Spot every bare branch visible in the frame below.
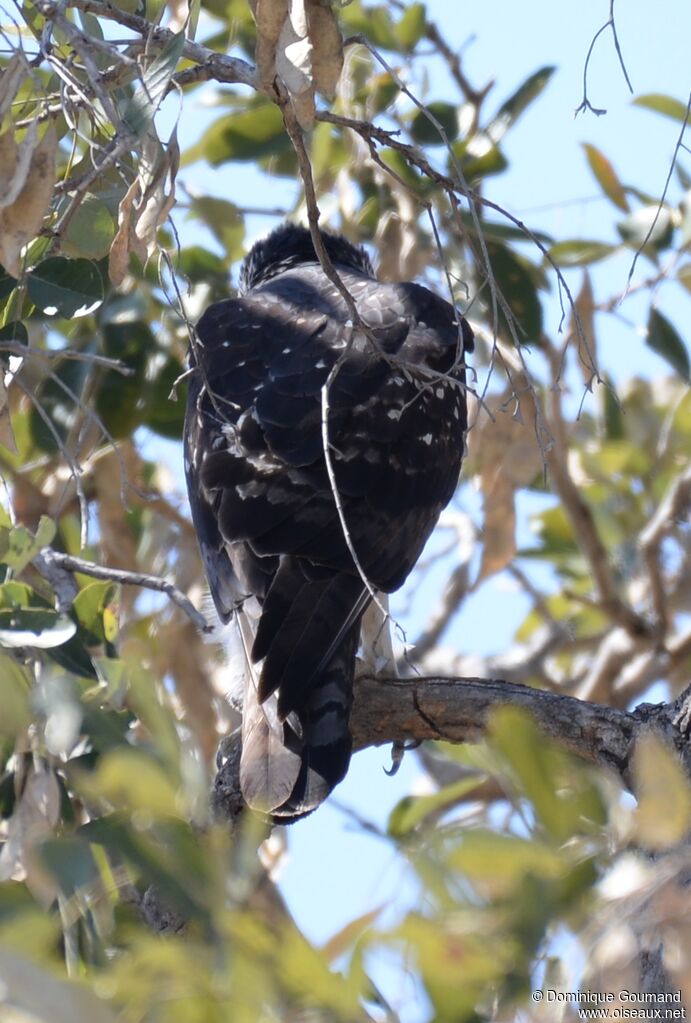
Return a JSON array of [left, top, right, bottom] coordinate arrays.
[[34, 548, 210, 633], [576, 0, 633, 117], [45, 0, 256, 89]]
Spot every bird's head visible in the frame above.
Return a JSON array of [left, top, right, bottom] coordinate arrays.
[[239, 223, 374, 293]]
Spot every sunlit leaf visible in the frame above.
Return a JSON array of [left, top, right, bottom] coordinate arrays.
[[396, 1, 426, 50], [0, 653, 31, 736], [192, 102, 290, 165], [548, 240, 617, 267], [633, 734, 691, 850], [633, 93, 691, 123], [189, 196, 245, 259], [340, 0, 398, 50], [72, 581, 119, 646], [77, 747, 181, 817], [582, 143, 629, 212], [388, 775, 488, 837], [0, 948, 118, 1023]]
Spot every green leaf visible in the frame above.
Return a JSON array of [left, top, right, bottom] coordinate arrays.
[[0, 582, 45, 609], [190, 196, 245, 259], [95, 320, 156, 438], [633, 733, 691, 850], [0, 608, 76, 648], [380, 147, 423, 189], [38, 836, 99, 895], [488, 65, 556, 144], [448, 829, 568, 893], [27, 257, 104, 318], [453, 135, 508, 180], [388, 775, 487, 836], [678, 264, 691, 294], [409, 102, 458, 144], [0, 948, 118, 1023], [29, 354, 91, 453], [485, 241, 543, 344], [77, 747, 181, 817], [121, 31, 185, 137], [0, 653, 31, 736], [340, 0, 399, 50], [144, 354, 186, 439], [0, 268, 18, 300], [646, 308, 690, 380], [582, 143, 629, 212], [3, 515, 55, 573], [633, 93, 691, 123], [72, 581, 119, 645], [601, 376, 624, 440], [61, 195, 115, 260], [548, 240, 617, 267], [396, 1, 426, 50], [490, 707, 605, 840], [192, 102, 290, 165]]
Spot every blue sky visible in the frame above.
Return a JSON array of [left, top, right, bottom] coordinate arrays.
[[170, 3, 691, 1016]]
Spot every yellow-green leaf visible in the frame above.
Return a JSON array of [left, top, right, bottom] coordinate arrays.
[[582, 143, 629, 212]]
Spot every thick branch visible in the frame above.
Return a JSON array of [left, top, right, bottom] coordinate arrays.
[[348, 674, 691, 785]]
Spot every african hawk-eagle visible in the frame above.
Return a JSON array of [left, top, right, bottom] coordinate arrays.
[[184, 223, 473, 821]]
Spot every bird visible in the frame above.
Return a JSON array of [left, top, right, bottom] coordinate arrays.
[[184, 222, 473, 822]]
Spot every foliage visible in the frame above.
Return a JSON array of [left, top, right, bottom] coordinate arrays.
[[0, 1, 690, 1021]]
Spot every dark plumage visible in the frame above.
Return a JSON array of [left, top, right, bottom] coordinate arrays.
[[184, 223, 473, 821]]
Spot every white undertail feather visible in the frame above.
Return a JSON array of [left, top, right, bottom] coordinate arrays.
[[234, 604, 303, 813], [357, 594, 399, 679], [202, 592, 303, 812]]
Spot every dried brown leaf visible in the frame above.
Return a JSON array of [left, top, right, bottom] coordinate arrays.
[[476, 471, 516, 581], [0, 125, 56, 278], [308, 0, 343, 100], [108, 134, 178, 286], [471, 395, 542, 581], [251, 0, 289, 92], [276, 0, 315, 128]]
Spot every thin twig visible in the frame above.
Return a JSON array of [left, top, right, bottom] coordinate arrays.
[[627, 93, 691, 288], [0, 343, 134, 374], [575, 0, 633, 117], [36, 549, 211, 632]]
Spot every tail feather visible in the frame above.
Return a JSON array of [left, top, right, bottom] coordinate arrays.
[[233, 557, 366, 820], [270, 622, 359, 820]]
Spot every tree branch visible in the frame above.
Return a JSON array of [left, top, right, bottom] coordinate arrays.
[[34, 548, 210, 632], [49, 0, 256, 88], [347, 674, 691, 786]]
